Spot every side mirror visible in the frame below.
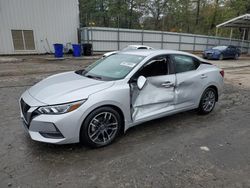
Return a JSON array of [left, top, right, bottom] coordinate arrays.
[[137, 76, 147, 90]]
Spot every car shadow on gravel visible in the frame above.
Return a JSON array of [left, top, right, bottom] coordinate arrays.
[[24, 109, 209, 154], [23, 83, 250, 160]]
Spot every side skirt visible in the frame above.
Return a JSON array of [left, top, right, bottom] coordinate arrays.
[[124, 104, 197, 132]]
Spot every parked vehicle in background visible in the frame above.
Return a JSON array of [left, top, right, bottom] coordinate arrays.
[[203, 45, 240, 60], [103, 45, 153, 57], [19, 50, 224, 148]]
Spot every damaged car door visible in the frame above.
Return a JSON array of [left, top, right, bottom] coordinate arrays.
[[130, 55, 176, 121], [171, 54, 203, 109]]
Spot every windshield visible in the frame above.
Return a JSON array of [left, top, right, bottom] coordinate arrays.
[[212, 46, 227, 50], [81, 54, 145, 81]]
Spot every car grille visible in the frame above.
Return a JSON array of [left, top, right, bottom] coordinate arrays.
[[204, 52, 213, 58], [20, 98, 30, 123]]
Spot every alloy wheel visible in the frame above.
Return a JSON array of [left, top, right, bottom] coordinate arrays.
[[202, 90, 216, 112], [87, 112, 118, 145]]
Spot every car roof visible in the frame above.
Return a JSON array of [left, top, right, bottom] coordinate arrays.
[[119, 49, 206, 62], [120, 49, 194, 56], [127, 45, 151, 48]]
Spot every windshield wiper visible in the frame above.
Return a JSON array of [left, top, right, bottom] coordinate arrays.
[[86, 75, 102, 80]]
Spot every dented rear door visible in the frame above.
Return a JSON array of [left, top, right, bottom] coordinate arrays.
[[171, 54, 204, 109]]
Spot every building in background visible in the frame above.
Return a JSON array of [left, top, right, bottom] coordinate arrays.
[[0, 0, 79, 55]]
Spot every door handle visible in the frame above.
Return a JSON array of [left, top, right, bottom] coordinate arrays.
[[201, 74, 207, 79], [161, 82, 175, 88]]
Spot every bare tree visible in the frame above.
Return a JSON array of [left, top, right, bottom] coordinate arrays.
[[210, 0, 219, 29], [144, 0, 169, 30], [195, 0, 201, 25]]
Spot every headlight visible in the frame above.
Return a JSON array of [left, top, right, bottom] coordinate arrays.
[[37, 100, 86, 114]]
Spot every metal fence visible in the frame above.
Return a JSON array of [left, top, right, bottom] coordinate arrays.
[[80, 27, 250, 54]]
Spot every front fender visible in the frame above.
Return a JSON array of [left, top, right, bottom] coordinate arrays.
[[213, 52, 222, 59], [74, 84, 131, 139]]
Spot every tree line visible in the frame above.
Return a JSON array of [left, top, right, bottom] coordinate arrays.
[[79, 0, 250, 38]]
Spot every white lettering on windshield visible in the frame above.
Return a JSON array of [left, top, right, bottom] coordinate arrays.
[[120, 62, 136, 68]]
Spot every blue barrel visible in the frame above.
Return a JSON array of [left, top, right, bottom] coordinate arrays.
[[72, 44, 82, 57], [53, 43, 63, 58]]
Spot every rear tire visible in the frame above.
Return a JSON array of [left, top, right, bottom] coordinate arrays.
[[198, 88, 217, 115], [80, 107, 122, 148]]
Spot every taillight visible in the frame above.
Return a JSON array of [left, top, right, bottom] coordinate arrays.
[[220, 70, 224, 77]]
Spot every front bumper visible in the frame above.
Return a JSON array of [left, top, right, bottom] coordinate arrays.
[[19, 91, 85, 144], [203, 52, 220, 60], [21, 119, 66, 143]]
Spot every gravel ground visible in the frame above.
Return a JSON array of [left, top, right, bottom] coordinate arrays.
[[0, 55, 250, 188]]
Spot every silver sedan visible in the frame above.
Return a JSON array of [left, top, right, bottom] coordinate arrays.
[[103, 45, 153, 57], [19, 50, 224, 148]]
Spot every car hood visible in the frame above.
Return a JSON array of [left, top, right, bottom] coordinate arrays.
[[204, 49, 221, 53], [28, 71, 114, 104]]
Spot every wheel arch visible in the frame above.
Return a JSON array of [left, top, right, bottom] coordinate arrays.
[[104, 104, 125, 134], [197, 84, 219, 107], [79, 104, 125, 142], [204, 85, 218, 102]]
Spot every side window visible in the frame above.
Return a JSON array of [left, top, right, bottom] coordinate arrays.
[[172, 55, 200, 73], [137, 56, 169, 77]]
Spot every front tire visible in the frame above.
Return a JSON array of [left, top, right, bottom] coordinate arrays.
[[80, 107, 122, 148], [198, 88, 217, 115], [219, 54, 224, 60], [234, 53, 239, 60]]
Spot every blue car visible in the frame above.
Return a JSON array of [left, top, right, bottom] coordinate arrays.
[[203, 45, 241, 60]]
